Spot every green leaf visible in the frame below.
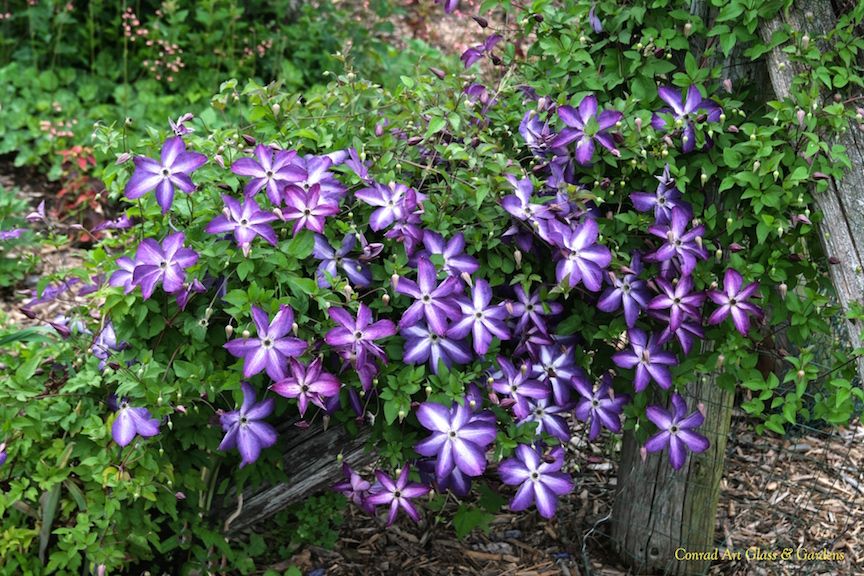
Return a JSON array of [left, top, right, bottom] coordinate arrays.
[[284, 230, 314, 258], [453, 505, 493, 539]]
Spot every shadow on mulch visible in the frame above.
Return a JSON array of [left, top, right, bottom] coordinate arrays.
[[286, 415, 863, 576]]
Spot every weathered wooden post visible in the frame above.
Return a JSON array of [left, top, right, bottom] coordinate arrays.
[[761, 0, 864, 382], [611, 370, 734, 575]]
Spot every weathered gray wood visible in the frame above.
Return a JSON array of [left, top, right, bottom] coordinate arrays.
[[220, 420, 373, 534], [762, 0, 864, 381], [611, 367, 734, 575]]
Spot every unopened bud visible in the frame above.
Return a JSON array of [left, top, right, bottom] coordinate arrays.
[[779, 283, 788, 300], [242, 330, 250, 339], [271, 103, 280, 116], [382, 293, 390, 305], [461, 271, 473, 287], [473, 16, 488, 28], [715, 248, 723, 261], [425, 385, 432, 396], [634, 117, 643, 131], [797, 369, 805, 379], [716, 354, 725, 369], [391, 273, 400, 289], [801, 35, 810, 49], [773, 170, 780, 180], [292, 322, 299, 335], [719, 113, 727, 123], [514, 249, 522, 268], [398, 409, 406, 421], [753, 161, 761, 171], [684, 22, 692, 36], [700, 172, 708, 184]]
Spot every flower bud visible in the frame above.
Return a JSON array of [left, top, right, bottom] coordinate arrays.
[[715, 248, 723, 262], [684, 22, 692, 36], [634, 117, 642, 131], [425, 385, 432, 396], [391, 273, 400, 289], [695, 236, 703, 249], [473, 15, 488, 28], [514, 249, 522, 268], [797, 369, 805, 379], [719, 113, 726, 123], [461, 271, 474, 287], [716, 354, 725, 369], [428, 67, 446, 80], [382, 293, 390, 305], [772, 170, 780, 180], [398, 409, 406, 421], [752, 160, 761, 171], [801, 35, 810, 49], [779, 283, 788, 300], [700, 172, 708, 184], [242, 330, 250, 339], [224, 324, 234, 339], [292, 322, 299, 335]]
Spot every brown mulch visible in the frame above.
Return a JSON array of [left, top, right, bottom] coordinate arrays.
[[287, 414, 864, 576]]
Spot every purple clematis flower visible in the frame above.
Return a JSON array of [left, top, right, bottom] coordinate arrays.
[[552, 219, 612, 292], [218, 382, 278, 468], [205, 195, 278, 257], [652, 310, 705, 355], [550, 94, 622, 165], [630, 164, 685, 225], [417, 231, 479, 277], [644, 392, 710, 470], [707, 269, 763, 335], [109, 256, 137, 294], [651, 86, 722, 153], [402, 322, 472, 375], [437, 0, 459, 13], [647, 276, 705, 332], [93, 213, 134, 232], [501, 175, 553, 224], [324, 303, 396, 369], [519, 110, 558, 159], [366, 466, 430, 526], [280, 183, 340, 234], [448, 279, 510, 355], [286, 154, 347, 201], [124, 136, 207, 213], [509, 285, 563, 336], [588, 3, 603, 33], [498, 445, 574, 519], [644, 206, 708, 276], [530, 343, 580, 406], [355, 181, 418, 232], [394, 258, 462, 335], [333, 464, 375, 514], [612, 328, 677, 392], [231, 145, 306, 205], [131, 233, 198, 299], [92, 321, 124, 371], [271, 358, 341, 417], [460, 33, 502, 68], [0, 228, 26, 240], [490, 356, 549, 418], [519, 398, 571, 442], [224, 305, 307, 381], [573, 374, 630, 441], [175, 278, 205, 311], [313, 233, 372, 288], [0, 442, 7, 467], [597, 253, 651, 328], [112, 398, 160, 447], [414, 400, 497, 479]]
